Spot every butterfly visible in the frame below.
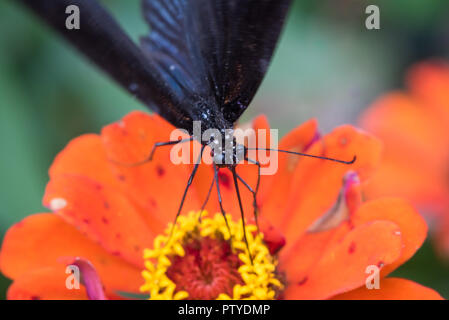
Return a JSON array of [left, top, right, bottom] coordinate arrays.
[[18, 0, 355, 259]]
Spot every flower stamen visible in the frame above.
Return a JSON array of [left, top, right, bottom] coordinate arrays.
[[140, 211, 283, 300]]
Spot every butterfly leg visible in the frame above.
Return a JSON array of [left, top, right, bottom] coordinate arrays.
[[168, 144, 205, 239], [245, 157, 261, 231], [148, 138, 193, 162], [230, 166, 253, 264], [109, 137, 193, 167], [235, 172, 260, 234], [198, 175, 215, 222], [213, 163, 232, 236]]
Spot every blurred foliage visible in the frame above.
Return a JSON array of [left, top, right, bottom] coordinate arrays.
[[0, 0, 448, 299]]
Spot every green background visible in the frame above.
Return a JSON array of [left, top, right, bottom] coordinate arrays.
[[1, 0, 449, 299]]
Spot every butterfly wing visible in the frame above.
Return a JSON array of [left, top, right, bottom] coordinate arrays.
[[141, 0, 292, 126], [22, 0, 291, 134], [18, 0, 201, 131], [196, 0, 293, 123]]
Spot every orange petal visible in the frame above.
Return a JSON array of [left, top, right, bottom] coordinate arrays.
[[278, 125, 382, 247], [49, 134, 119, 188], [280, 173, 365, 285], [359, 92, 449, 216], [259, 119, 319, 228], [43, 175, 154, 267], [408, 61, 449, 126], [48, 132, 170, 239], [238, 114, 273, 207], [363, 155, 449, 216], [280, 222, 351, 284], [101, 111, 201, 227], [360, 93, 449, 163], [332, 277, 443, 300], [352, 198, 428, 276], [0, 214, 142, 296], [306, 171, 362, 232], [283, 221, 402, 300], [254, 216, 286, 255], [7, 266, 89, 300], [193, 164, 220, 213]]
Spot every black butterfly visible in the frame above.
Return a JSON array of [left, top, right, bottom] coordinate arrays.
[[18, 0, 354, 258]]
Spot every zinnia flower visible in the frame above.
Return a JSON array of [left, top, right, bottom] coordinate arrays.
[[359, 61, 449, 257], [0, 111, 442, 299]]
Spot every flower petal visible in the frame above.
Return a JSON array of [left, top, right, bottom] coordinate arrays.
[[43, 174, 155, 267], [256, 216, 286, 255], [307, 171, 361, 232], [278, 171, 363, 277], [280, 222, 351, 283], [363, 156, 449, 216], [49, 134, 119, 188], [360, 93, 449, 214], [332, 277, 443, 300], [352, 198, 428, 276], [7, 266, 89, 300], [283, 221, 402, 300], [101, 111, 201, 227], [48, 132, 169, 240], [361, 93, 449, 163], [260, 119, 319, 228], [0, 214, 142, 296], [408, 61, 449, 126], [278, 125, 382, 246]]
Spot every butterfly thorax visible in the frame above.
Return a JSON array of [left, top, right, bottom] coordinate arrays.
[[208, 133, 246, 168]]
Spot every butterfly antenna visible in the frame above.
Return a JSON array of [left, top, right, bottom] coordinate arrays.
[[230, 167, 254, 265], [247, 148, 356, 165]]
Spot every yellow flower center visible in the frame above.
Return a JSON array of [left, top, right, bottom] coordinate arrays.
[[140, 211, 283, 300]]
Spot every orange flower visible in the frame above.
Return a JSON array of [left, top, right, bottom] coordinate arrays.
[[359, 61, 449, 257], [0, 111, 442, 300]]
